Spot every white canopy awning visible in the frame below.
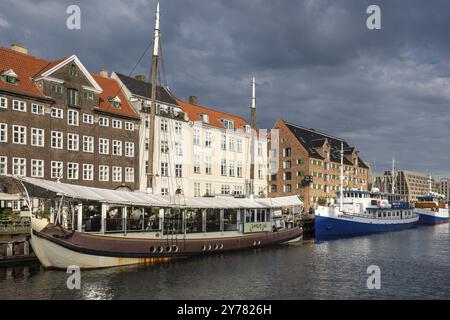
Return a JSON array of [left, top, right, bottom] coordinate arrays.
[[17, 177, 303, 210]]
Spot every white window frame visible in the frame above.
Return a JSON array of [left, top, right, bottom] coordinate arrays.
[[0, 123, 7, 143], [31, 159, 44, 178], [67, 133, 79, 151], [67, 162, 79, 180], [0, 156, 7, 175], [51, 161, 63, 179], [83, 114, 94, 124], [112, 166, 122, 182], [12, 100, 26, 112], [67, 110, 79, 126], [125, 142, 134, 158], [125, 167, 134, 183], [112, 119, 122, 129], [83, 136, 94, 153], [99, 165, 109, 181], [99, 138, 109, 155], [175, 122, 182, 134], [160, 162, 168, 176], [83, 164, 94, 181], [193, 129, 200, 146], [51, 107, 63, 119], [0, 97, 7, 109], [12, 157, 26, 176], [112, 140, 122, 156], [99, 117, 109, 127], [12, 125, 26, 145], [125, 122, 134, 131], [31, 128, 45, 147], [51, 131, 63, 149], [31, 103, 44, 115]]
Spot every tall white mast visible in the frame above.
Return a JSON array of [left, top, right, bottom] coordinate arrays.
[[153, 2, 160, 57], [391, 156, 395, 194], [339, 141, 344, 211]]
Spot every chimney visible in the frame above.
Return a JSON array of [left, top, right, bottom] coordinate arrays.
[[189, 96, 198, 104], [99, 69, 109, 78], [135, 75, 146, 82], [11, 44, 28, 55]]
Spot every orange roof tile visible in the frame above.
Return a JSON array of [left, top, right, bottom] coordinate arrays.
[[91, 73, 140, 119], [0, 47, 51, 99], [174, 97, 249, 130]]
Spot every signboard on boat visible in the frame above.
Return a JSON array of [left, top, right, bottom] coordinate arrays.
[[244, 222, 272, 233]]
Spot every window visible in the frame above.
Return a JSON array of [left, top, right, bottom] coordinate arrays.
[[175, 143, 183, 156], [205, 156, 212, 175], [258, 142, 263, 157], [112, 167, 122, 182], [125, 122, 134, 131], [258, 164, 264, 180], [83, 90, 94, 100], [51, 107, 63, 119], [205, 131, 212, 148], [237, 138, 243, 153], [31, 159, 44, 177], [205, 183, 212, 196], [229, 160, 235, 177], [221, 119, 234, 129], [221, 159, 227, 176], [68, 65, 78, 77], [83, 136, 94, 153], [271, 185, 277, 193], [283, 160, 291, 169], [221, 185, 231, 195], [175, 164, 183, 178], [234, 186, 243, 196], [125, 142, 134, 157], [99, 165, 109, 181], [99, 117, 109, 127], [83, 114, 93, 124], [160, 119, 168, 132], [99, 138, 109, 154], [194, 183, 201, 197], [229, 137, 235, 152], [31, 104, 44, 115], [67, 133, 79, 151], [160, 141, 169, 153], [51, 84, 63, 95], [200, 114, 209, 123], [12, 100, 26, 112], [68, 110, 79, 126], [12, 125, 26, 144], [0, 156, 7, 175], [0, 123, 7, 142], [237, 161, 243, 178], [12, 158, 26, 176], [284, 184, 292, 193], [160, 162, 168, 176], [67, 163, 79, 180], [109, 96, 121, 108], [31, 128, 44, 147], [194, 154, 201, 174], [51, 161, 63, 179], [284, 172, 292, 180], [112, 119, 122, 129], [51, 131, 63, 149], [221, 135, 227, 150], [193, 129, 200, 146], [0, 97, 8, 109], [112, 140, 122, 156], [175, 122, 182, 134], [161, 188, 169, 196], [283, 148, 292, 157], [67, 89, 78, 106], [297, 158, 304, 165], [125, 167, 134, 183], [83, 164, 94, 181]]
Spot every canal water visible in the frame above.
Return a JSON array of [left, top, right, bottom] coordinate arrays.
[[1, 223, 449, 300]]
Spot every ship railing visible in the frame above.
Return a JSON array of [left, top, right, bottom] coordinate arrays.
[[104, 218, 160, 233]]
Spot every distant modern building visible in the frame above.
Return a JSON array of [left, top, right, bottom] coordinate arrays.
[[0, 44, 141, 194], [374, 170, 438, 202], [268, 118, 371, 211], [113, 73, 268, 198], [439, 178, 450, 202]]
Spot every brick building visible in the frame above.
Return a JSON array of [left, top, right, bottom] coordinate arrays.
[[0, 44, 141, 193], [268, 118, 371, 211]]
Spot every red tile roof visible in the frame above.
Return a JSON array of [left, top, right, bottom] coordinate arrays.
[[175, 97, 249, 130], [0, 46, 138, 119], [91, 73, 140, 119], [0, 47, 51, 99]]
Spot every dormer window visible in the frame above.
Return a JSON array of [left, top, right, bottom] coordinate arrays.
[[1, 69, 18, 84], [221, 119, 234, 129], [109, 96, 121, 108], [199, 114, 209, 123], [68, 65, 78, 77]]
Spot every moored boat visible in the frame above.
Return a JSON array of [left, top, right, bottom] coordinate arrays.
[[414, 194, 449, 225], [18, 177, 302, 270]]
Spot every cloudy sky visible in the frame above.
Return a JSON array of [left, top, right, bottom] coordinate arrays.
[[1, 0, 449, 177]]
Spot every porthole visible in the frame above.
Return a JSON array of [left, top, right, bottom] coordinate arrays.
[[149, 246, 156, 253], [214, 244, 219, 250], [257, 240, 261, 245], [208, 244, 212, 251], [201, 245, 206, 251], [253, 241, 257, 246], [172, 245, 179, 253], [219, 244, 224, 250], [158, 246, 163, 253], [166, 246, 172, 253]]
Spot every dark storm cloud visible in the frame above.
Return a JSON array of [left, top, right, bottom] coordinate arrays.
[[1, 0, 450, 177]]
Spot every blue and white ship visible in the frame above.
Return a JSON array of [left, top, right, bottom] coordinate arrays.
[[414, 193, 449, 225], [314, 146, 418, 240], [315, 190, 418, 240]]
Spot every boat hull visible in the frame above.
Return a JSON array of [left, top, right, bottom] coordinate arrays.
[[30, 218, 302, 270], [415, 209, 449, 225], [315, 213, 418, 240]]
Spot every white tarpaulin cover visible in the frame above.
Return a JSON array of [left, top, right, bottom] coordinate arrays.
[[18, 177, 302, 209]]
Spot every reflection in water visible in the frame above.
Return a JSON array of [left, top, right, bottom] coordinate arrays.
[[1, 224, 450, 299]]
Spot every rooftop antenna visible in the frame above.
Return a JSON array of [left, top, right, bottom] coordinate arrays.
[[147, 2, 160, 192]]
